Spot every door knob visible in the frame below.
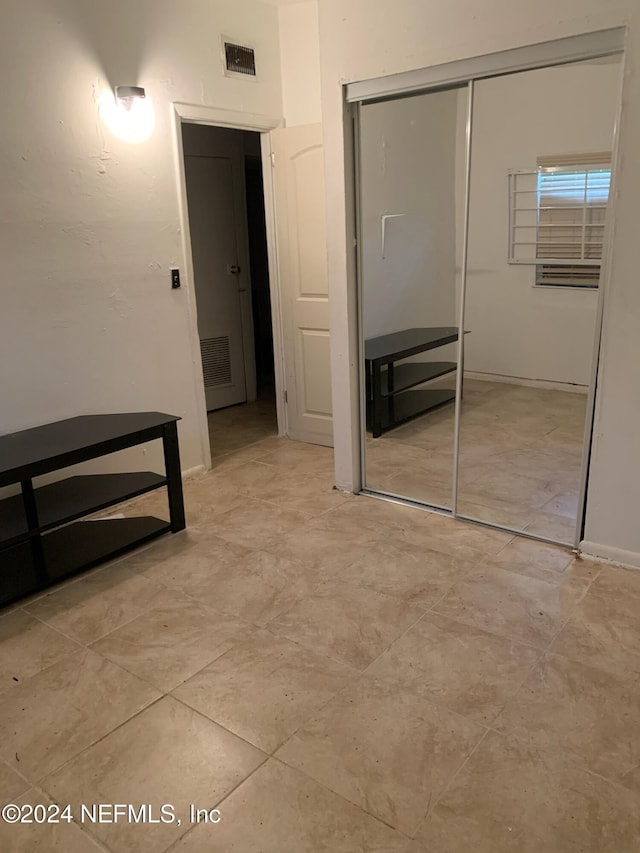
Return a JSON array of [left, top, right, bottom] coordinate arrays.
[[227, 264, 241, 275]]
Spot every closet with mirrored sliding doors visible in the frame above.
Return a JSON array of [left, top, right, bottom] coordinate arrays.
[[351, 29, 625, 548]]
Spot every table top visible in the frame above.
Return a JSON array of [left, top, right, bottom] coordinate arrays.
[[0, 413, 180, 483], [365, 327, 460, 363]]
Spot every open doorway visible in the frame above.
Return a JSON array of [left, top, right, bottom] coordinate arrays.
[[181, 123, 278, 461]]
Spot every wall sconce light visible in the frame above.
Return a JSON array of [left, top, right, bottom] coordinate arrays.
[[115, 86, 146, 109], [99, 84, 154, 143]]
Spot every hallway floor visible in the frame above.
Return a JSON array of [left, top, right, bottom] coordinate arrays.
[[0, 422, 639, 851]]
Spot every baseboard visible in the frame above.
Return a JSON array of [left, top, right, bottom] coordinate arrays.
[[580, 540, 640, 570], [464, 371, 589, 395], [182, 464, 206, 480]]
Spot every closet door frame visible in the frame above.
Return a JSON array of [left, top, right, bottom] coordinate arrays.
[[351, 27, 626, 551]]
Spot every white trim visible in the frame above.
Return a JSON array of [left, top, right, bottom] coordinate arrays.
[[171, 103, 286, 472], [260, 132, 287, 436], [346, 27, 625, 103], [174, 103, 282, 132], [463, 371, 589, 394], [452, 81, 474, 516], [170, 106, 211, 473], [182, 464, 206, 480], [575, 50, 626, 548], [580, 541, 640, 570]]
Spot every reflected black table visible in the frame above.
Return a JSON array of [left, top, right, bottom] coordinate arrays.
[[365, 327, 461, 437]]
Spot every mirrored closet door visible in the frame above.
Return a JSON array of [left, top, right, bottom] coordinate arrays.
[[357, 47, 623, 547], [455, 56, 621, 545], [358, 85, 469, 510]]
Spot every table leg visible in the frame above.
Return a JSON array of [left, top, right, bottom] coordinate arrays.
[[372, 363, 383, 438], [162, 422, 186, 532], [21, 479, 47, 584]]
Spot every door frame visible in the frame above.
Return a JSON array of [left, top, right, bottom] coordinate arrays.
[[172, 103, 286, 470]]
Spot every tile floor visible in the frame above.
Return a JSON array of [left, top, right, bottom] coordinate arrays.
[[366, 378, 587, 544], [1, 399, 639, 851]]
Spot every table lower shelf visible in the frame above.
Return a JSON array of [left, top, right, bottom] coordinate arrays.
[[378, 361, 456, 396], [0, 516, 170, 607], [0, 472, 167, 549], [372, 388, 456, 435]]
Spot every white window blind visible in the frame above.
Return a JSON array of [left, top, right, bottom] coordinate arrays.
[[508, 152, 611, 288]]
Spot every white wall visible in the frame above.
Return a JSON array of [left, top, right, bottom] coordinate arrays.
[[317, 0, 640, 561], [279, 1, 321, 126], [465, 60, 621, 386], [0, 0, 282, 476], [359, 90, 459, 344]]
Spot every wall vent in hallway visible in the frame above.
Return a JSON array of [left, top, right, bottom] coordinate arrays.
[[200, 336, 232, 387], [223, 40, 257, 78]]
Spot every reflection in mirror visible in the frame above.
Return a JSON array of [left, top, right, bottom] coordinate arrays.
[[456, 55, 622, 544], [360, 86, 468, 510]]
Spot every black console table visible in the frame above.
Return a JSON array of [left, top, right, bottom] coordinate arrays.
[[0, 412, 185, 607], [365, 327, 461, 437]]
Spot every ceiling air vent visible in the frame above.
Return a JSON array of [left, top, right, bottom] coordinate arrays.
[[222, 39, 257, 79]]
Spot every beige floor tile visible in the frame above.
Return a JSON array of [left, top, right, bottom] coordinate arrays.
[[0, 758, 30, 801], [458, 469, 559, 511], [416, 729, 640, 853], [541, 490, 580, 518], [249, 469, 351, 517], [0, 609, 80, 694], [192, 549, 317, 626], [174, 758, 407, 852], [483, 538, 586, 585], [405, 513, 513, 563], [131, 533, 251, 595], [126, 478, 246, 527], [341, 542, 477, 608], [495, 652, 640, 791], [208, 439, 277, 472], [276, 677, 484, 835], [271, 519, 379, 574], [364, 438, 446, 481], [0, 789, 105, 852], [211, 498, 311, 550], [173, 629, 356, 752], [455, 498, 536, 531], [524, 510, 577, 544], [90, 595, 252, 692], [550, 565, 640, 678], [197, 459, 277, 496], [267, 578, 424, 670], [365, 613, 540, 724], [210, 427, 276, 458], [400, 843, 437, 853], [43, 696, 266, 853], [0, 649, 159, 781], [329, 494, 435, 538], [24, 562, 173, 645], [377, 470, 453, 511], [433, 563, 590, 648], [252, 437, 335, 474], [121, 526, 221, 571]]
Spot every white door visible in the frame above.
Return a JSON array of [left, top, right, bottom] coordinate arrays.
[[271, 124, 333, 446], [183, 130, 254, 411]]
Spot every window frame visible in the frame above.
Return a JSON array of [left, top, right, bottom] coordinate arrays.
[[508, 153, 611, 290]]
